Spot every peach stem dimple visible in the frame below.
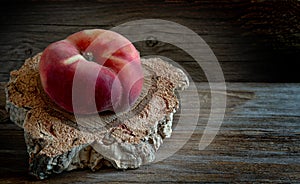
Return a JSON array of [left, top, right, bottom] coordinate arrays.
[[81, 51, 94, 62]]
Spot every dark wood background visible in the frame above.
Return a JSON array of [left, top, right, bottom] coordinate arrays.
[[0, 0, 299, 183], [0, 0, 299, 83]]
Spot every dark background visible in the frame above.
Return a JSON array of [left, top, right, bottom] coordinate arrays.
[[0, 1, 299, 182], [0, 0, 299, 83]]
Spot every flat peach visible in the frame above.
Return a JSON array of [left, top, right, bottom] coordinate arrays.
[[39, 29, 143, 114]]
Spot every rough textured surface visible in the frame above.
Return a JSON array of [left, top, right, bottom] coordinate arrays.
[[5, 53, 189, 179]]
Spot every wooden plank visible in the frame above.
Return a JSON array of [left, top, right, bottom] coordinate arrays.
[[0, 24, 294, 83], [2, 57, 296, 83], [0, 83, 9, 123], [0, 1, 250, 26], [0, 25, 262, 62], [0, 82, 299, 182], [0, 60, 274, 83]]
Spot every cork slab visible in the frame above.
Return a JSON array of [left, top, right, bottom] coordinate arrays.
[[5, 53, 189, 179]]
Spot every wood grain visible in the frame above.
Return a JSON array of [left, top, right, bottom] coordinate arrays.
[[0, 82, 299, 183], [0, 0, 299, 183], [0, 0, 299, 82]]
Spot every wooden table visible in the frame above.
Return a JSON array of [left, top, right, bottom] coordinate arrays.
[[0, 1, 299, 183], [0, 82, 299, 183]]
